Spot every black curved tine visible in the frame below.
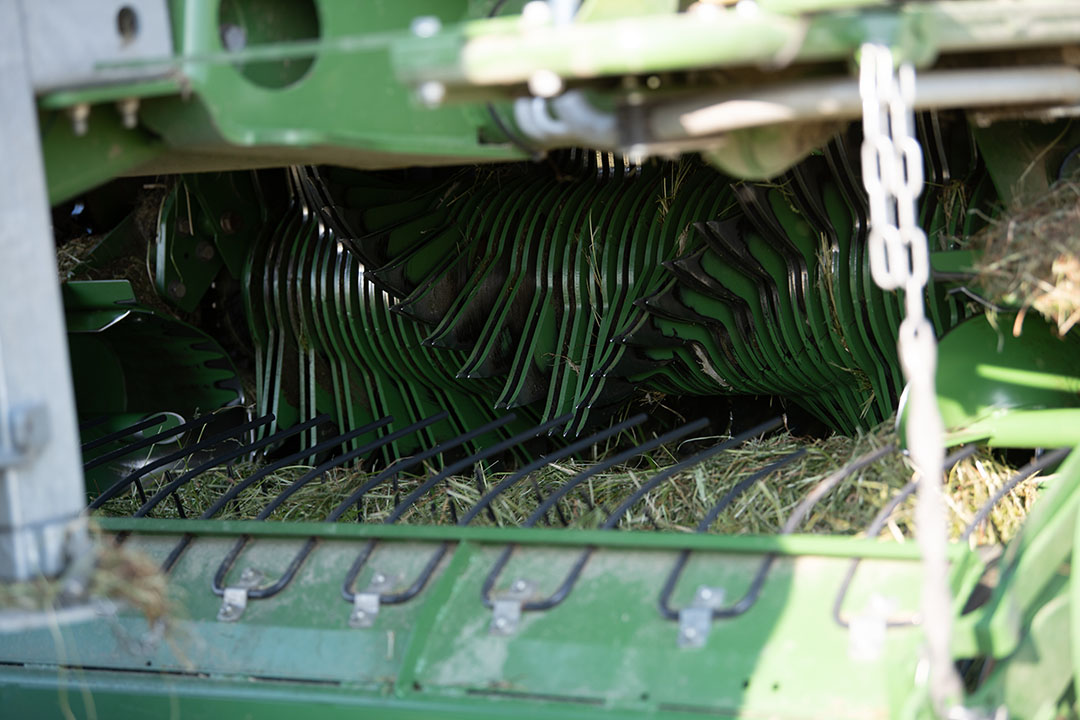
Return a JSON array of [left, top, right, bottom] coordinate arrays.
[[340, 413, 571, 605], [161, 414, 396, 573], [601, 417, 785, 531], [81, 414, 167, 453], [484, 419, 789, 617], [212, 411, 450, 599], [79, 415, 110, 431], [344, 414, 652, 613], [832, 444, 977, 628], [83, 412, 220, 472], [482, 418, 710, 611], [89, 414, 275, 509], [132, 414, 330, 518], [462, 413, 649, 527], [660, 444, 892, 621], [963, 446, 1070, 541]]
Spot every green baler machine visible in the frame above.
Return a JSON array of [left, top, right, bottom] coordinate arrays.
[[5, 1, 1080, 718]]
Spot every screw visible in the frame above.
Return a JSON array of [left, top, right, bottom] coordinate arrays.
[[528, 69, 563, 98], [410, 16, 441, 38], [221, 23, 247, 52], [417, 81, 446, 108], [195, 241, 216, 261], [117, 98, 139, 129], [219, 211, 240, 234], [68, 104, 90, 136]]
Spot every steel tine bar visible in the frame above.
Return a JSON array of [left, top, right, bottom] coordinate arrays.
[[83, 412, 220, 471], [385, 413, 573, 524], [133, 414, 330, 518], [661, 445, 893, 622], [200, 415, 396, 520], [256, 413, 449, 522], [337, 414, 520, 601], [212, 412, 449, 598], [489, 419, 786, 616], [654, 451, 805, 620], [601, 417, 784, 530], [81, 414, 167, 453], [524, 418, 710, 528], [461, 413, 648, 526], [163, 417, 394, 573], [481, 418, 709, 611], [962, 446, 1071, 540], [327, 413, 518, 523], [350, 414, 575, 607], [89, 414, 275, 509], [833, 444, 977, 628], [79, 415, 110, 431]]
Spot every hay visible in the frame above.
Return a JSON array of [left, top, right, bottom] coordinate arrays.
[[96, 420, 1035, 545], [971, 178, 1080, 335], [0, 533, 170, 625]]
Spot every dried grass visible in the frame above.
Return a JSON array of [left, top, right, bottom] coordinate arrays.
[[971, 178, 1080, 335], [96, 420, 1035, 546]]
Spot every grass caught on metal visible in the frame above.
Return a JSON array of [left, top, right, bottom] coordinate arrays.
[[96, 419, 1038, 546], [971, 177, 1080, 335]]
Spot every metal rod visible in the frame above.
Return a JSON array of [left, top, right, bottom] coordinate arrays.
[[160, 414, 396, 573], [133, 414, 329, 518], [659, 445, 889, 621], [80, 413, 166, 453], [88, 414, 275, 509], [962, 446, 1071, 540], [83, 412, 219, 472]]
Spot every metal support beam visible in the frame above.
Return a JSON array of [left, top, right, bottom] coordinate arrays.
[[0, 0, 90, 580]]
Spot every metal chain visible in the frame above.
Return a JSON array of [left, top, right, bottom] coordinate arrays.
[[858, 43, 964, 716]]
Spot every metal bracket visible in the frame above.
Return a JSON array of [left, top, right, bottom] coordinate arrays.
[[848, 594, 900, 661], [0, 403, 49, 469], [217, 567, 265, 622], [490, 578, 535, 636], [678, 586, 726, 648], [349, 571, 394, 629]]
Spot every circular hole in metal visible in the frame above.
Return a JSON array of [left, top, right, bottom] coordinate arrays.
[[117, 6, 138, 43], [218, 0, 320, 89]]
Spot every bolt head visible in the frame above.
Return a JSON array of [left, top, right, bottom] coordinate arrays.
[[494, 616, 509, 629], [528, 70, 563, 99], [511, 579, 528, 592], [373, 573, 387, 585], [410, 16, 441, 38], [417, 81, 446, 108]]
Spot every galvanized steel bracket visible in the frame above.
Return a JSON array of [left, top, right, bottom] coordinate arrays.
[[349, 571, 394, 629], [678, 586, 726, 648], [217, 567, 265, 622], [490, 578, 536, 636]]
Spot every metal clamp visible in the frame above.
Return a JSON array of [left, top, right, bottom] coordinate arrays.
[[678, 586, 726, 648], [490, 578, 535, 636], [349, 571, 394, 629], [217, 567, 264, 622]]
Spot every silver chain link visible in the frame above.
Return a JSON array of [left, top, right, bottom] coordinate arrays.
[[858, 43, 964, 716]]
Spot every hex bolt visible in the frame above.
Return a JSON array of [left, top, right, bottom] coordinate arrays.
[[410, 16, 441, 38], [195, 241, 216, 261], [220, 23, 247, 52], [68, 104, 90, 137], [417, 81, 446, 108], [528, 69, 563, 98], [219, 211, 240, 234], [117, 98, 140, 129]]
